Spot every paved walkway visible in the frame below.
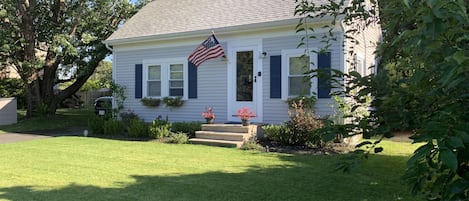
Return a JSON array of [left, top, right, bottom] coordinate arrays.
[[0, 127, 85, 144], [0, 133, 52, 144]]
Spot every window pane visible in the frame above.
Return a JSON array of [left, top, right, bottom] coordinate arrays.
[[170, 72, 183, 79], [236, 51, 253, 101], [148, 65, 161, 80], [289, 56, 309, 75], [148, 81, 161, 96], [170, 64, 183, 72], [289, 77, 310, 96], [170, 81, 183, 87], [170, 88, 183, 96]]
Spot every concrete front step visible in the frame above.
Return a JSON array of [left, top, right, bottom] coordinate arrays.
[[201, 124, 256, 135], [195, 131, 249, 141], [189, 138, 244, 148]]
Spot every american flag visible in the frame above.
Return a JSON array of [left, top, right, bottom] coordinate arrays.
[[188, 34, 225, 67]]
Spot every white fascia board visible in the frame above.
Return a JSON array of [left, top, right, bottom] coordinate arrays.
[[104, 17, 338, 47]]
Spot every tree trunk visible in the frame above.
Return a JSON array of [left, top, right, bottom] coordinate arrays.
[[17, 0, 38, 118]]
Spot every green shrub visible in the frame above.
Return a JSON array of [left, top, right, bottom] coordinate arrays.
[[120, 111, 141, 128], [127, 119, 149, 137], [149, 118, 171, 139], [262, 124, 292, 145], [285, 100, 323, 146], [88, 115, 106, 135], [103, 119, 125, 135], [0, 78, 26, 109], [165, 132, 189, 144], [240, 139, 265, 151], [171, 121, 202, 137]]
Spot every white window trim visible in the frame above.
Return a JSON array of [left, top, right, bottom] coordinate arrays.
[[142, 57, 188, 100], [354, 54, 366, 76], [281, 49, 318, 100]]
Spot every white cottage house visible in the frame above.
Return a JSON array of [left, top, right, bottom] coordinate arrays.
[[104, 0, 381, 124]]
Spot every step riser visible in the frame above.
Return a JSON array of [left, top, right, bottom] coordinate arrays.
[[195, 133, 247, 141], [189, 140, 241, 148], [201, 124, 257, 134]]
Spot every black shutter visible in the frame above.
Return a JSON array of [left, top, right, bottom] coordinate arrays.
[[135, 64, 143, 99], [317, 52, 331, 98], [188, 62, 198, 99], [270, 55, 282, 98]]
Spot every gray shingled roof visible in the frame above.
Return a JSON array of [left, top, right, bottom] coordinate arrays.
[[106, 0, 337, 43]]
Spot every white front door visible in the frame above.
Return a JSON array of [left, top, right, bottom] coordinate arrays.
[[227, 42, 263, 122]]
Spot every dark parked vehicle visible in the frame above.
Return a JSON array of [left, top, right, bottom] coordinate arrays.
[[94, 96, 113, 116]]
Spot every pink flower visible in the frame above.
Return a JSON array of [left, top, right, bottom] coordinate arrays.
[[201, 107, 215, 119], [237, 107, 256, 120]]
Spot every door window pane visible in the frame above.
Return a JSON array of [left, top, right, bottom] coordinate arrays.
[[236, 51, 253, 101]]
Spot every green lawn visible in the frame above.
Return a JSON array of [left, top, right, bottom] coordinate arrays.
[[0, 137, 423, 201], [0, 109, 93, 134]]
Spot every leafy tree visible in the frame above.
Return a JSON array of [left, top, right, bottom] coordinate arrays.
[[295, 0, 469, 200], [0, 0, 147, 117], [71, 60, 112, 92]]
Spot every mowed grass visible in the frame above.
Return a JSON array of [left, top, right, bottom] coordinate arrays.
[[0, 137, 423, 201], [0, 109, 93, 134]]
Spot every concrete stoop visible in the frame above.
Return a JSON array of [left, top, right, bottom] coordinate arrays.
[[189, 124, 257, 148]]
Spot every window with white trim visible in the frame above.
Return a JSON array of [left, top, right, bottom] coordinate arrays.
[[288, 55, 310, 96], [143, 58, 188, 99], [353, 54, 366, 75], [281, 49, 317, 100], [148, 65, 161, 97]]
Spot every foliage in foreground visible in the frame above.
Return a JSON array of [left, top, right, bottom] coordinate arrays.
[[294, 0, 469, 200], [263, 99, 324, 147]]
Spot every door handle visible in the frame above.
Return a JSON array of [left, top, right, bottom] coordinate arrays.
[[254, 76, 257, 83]]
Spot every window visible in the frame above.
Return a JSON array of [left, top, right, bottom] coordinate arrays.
[[148, 65, 161, 97], [143, 58, 188, 99], [353, 54, 366, 75], [281, 49, 317, 100], [288, 55, 310, 96]]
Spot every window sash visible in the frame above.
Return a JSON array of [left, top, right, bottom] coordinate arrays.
[[143, 60, 187, 99]]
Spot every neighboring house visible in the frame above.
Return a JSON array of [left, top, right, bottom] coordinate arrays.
[[104, 0, 381, 124]]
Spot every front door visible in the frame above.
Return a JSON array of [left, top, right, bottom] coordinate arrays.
[[228, 44, 262, 122]]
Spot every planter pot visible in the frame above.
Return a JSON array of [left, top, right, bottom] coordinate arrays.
[[241, 119, 250, 126], [205, 118, 214, 124]]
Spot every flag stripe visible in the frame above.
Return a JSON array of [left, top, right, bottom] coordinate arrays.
[[188, 34, 225, 67]]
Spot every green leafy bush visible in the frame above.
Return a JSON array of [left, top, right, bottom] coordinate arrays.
[[88, 115, 106, 135], [262, 124, 291, 145], [149, 118, 171, 139], [240, 139, 265, 151], [285, 100, 324, 146], [120, 110, 141, 128], [127, 119, 149, 137], [165, 132, 189, 144], [103, 119, 125, 135], [0, 78, 26, 108], [171, 121, 202, 137]]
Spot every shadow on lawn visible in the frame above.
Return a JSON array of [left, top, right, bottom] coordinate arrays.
[[0, 153, 420, 201]]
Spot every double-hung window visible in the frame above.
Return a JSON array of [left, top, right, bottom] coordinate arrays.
[[147, 65, 161, 97], [143, 58, 188, 99], [281, 49, 317, 100]]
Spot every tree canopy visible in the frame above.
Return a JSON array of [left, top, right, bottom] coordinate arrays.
[[295, 0, 469, 200], [0, 0, 147, 117]]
